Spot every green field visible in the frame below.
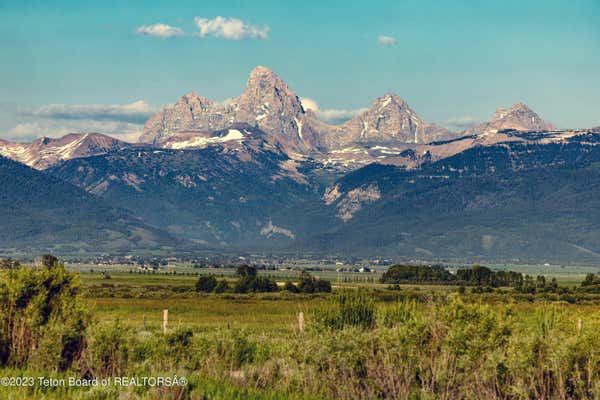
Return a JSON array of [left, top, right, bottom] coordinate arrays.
[[70, 262, 600, 334], [4, 261, 600, 399]]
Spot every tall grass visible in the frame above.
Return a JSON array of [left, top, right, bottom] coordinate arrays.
[[311, 290, 375, 330]]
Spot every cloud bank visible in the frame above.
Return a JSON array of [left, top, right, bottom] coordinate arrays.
[[194, 16, 269, 40], [22, 101, 155, 124], [7, 120, 143, 142], [5, 101, 156, 142], [136, 23, 184, 38]]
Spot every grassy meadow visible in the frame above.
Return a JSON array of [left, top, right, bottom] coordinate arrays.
[[3, 260, 600, 399]]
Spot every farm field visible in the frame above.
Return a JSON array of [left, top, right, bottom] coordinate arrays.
[[71, 262, 600, 333]]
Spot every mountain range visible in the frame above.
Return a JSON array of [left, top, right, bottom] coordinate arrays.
[[1, 66, 599, 263]]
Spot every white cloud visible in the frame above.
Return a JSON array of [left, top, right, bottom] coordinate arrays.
[[23, 100, 155, 124], [6, 101, 155, 142], [7, 120, 143, 142], [301, 98, 367, 124], [319, 108, 368, 123], [378, 35, 397, 45], [194, 16, 269, 40], [136, 23, 184, 38], [447, 116, 479, 130]]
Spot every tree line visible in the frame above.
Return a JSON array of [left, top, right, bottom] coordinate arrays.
[[380, 264, 523, 287], [195, 265, 331, 294]]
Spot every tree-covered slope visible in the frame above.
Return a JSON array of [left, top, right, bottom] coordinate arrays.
[[0, 156, 180, 257], [308, 139, 600, 263]]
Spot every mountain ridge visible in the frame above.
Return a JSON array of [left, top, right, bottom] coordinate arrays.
[[139, 66, 460, 155], [0, 132, 130, 169], [0, 155, 181, 256]]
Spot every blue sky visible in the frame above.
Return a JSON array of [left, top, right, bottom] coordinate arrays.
[[1, 0, 599, 141]]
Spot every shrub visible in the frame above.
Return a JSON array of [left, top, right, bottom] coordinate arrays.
[[196, 275, 218, 292], [40, 254, 59, 268], [297, 271, 332, 293], [213, 279, 229, 293], [440, 298, 511, 367], [236, 265, 257, 278], [0, 256, 89, 370], [234, 276, 278, 293], [166, 328, 193, 348], [84, 320, 130, 377]]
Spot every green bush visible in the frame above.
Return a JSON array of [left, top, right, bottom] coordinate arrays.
[[0, 257, 89, 370], [83, 320, 130, 377], [196, 275, 218, 292], [297, 271, 332, 293], [213, 279, 229, 293], [234, 276, 278, 293], [236, 265, 257, 278]]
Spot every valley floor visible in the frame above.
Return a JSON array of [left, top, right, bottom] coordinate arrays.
[[3, 263, 600, 399]]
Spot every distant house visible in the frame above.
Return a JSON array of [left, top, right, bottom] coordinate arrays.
[[137, 265, 160, 272]]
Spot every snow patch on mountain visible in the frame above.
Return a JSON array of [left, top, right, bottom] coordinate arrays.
[[163, 129, 245, 149]]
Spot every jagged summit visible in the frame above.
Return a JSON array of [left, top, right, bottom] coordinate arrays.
[[375, 93, 409, 109], [139, 66, 457, 153], [240, 66, 302, 109], [465, 102, 555, 135], [247, 65, 286, 86], [329, 93, 454, 146], [139, 66, 320, 153]]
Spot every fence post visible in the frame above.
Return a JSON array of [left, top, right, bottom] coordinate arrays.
[[298, 311, 305, 333], [163, 309, 169, 334]]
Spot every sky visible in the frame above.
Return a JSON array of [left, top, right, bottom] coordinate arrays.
[[0, 0, 599, 142]]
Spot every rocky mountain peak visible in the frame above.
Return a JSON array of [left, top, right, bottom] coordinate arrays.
[[334, 93, 453, 145], [140, 66, 321, 153], [248, 65, 280, 82], [177, 91, 208, 104], [465, 102, 555, 135], [372, 93, 409, 111], [230, 66, 323, 153], [238, 66, 304, 113], [494, 102, 533, 120]]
